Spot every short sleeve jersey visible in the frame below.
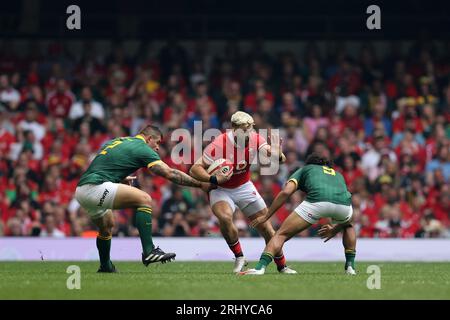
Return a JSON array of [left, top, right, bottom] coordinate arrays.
[[77, 135, 162, 186], [288, 164, 352, 205], [202, 130, 267, 188]]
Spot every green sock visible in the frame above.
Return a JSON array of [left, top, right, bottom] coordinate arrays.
[[255, 252, 274, 270], [96, 236, 112, 269], [345, 249, 356, 269], [136, 206, 154, 256]]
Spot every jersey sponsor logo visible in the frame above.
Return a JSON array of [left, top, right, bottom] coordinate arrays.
[[97, 189, 110, 207]]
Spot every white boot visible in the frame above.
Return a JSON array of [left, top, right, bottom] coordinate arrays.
[[278, 266, 298, 274], [345, 266, 356, 275], [239, 268, 265, 275], [233, 256, 248, 273]]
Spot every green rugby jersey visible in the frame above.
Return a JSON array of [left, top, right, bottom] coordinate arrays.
[[288, 164, 352, 205], [77, 135, 162, 186]]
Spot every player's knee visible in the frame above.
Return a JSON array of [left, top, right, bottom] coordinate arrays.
[[98, 227, 112, 238], [139, 193, 153, 208], [218, 214, 233, 227], [213, 206, 233, 224]]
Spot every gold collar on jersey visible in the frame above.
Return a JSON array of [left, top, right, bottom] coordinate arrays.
[[135, 134, 146, 142]]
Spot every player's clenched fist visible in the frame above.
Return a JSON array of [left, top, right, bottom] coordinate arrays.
[[215, 169, 233, 184]]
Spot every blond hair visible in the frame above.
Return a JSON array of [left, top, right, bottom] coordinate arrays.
[[231, 111, 254, 128]]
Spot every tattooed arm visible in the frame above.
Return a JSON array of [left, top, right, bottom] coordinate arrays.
[[149, 161, 213, 192]]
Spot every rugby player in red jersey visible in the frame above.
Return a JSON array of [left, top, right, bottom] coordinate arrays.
[[190, 111, 297, 274]]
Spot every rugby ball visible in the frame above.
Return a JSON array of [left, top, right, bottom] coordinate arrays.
[[207, 158, 234, 177]]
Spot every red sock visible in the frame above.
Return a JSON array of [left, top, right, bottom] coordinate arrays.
[[274, 254, 286, 270], [228, 240, 243, 257]]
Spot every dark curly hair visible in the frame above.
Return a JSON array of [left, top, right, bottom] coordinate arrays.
[[305, 152, 333, 167]]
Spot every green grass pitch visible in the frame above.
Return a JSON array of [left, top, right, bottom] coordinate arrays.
[[0, 261, 449, 299]]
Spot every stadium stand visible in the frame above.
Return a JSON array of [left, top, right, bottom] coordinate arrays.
[[0, 39, 449, 238]]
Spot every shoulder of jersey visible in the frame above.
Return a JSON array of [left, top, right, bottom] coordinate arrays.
[[210, 132, 227, 146]]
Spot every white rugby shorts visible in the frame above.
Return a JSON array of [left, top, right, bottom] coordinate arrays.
[[75, 182, 119, 219], [209, 181, 267, 217], [294, 201, 353, 225]]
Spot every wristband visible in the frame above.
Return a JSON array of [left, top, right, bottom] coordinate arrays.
[[209, 175, 218, 185]]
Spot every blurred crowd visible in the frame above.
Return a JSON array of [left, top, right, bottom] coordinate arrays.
[[0, 38, 449, 239]]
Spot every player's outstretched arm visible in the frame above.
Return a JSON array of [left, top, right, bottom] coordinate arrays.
[[150, 161, 212, 192], [251, 180, 297, 227], [268, 180, 297, 217]]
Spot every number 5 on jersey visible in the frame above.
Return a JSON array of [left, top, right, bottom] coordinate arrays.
[[99, 140, 123, 155], [322, 166, 336, 176]]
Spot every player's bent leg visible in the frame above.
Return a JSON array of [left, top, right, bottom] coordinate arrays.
[[249, 209, 275, 242], [331, 204, 357, 275], [212, 201, 247, 272], [113, 184, 152, 209], [342, 222, 357, 275], [93, 209, 115, 238], [92, 210, 117, 273], [343, 223, 356, 251], [264, 213, 311, 265], [249, 209, 296, 274], [212, 201, 238, 244], [242, 212, 311, 276], [113, 184, 176, 266]]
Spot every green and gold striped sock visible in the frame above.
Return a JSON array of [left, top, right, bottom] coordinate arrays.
[[255, 252, 274, 270], [136, 206, 154, 256], [345, 249, 356, 269]]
